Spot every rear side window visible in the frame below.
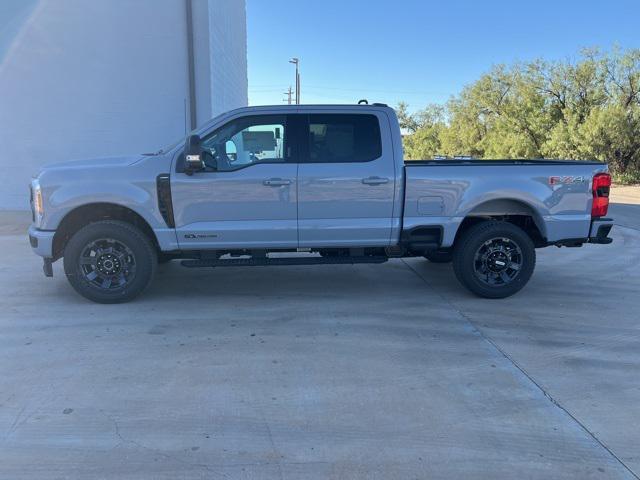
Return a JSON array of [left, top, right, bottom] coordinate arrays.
[[307, 114, 381, 163]]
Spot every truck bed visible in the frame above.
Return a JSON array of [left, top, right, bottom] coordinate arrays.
[[405, 159, 603, 166], [402, 160, 609, 248]]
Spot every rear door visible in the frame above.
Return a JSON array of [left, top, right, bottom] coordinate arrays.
[[171, 114, 298, 250], [297, 111, 396, 247]]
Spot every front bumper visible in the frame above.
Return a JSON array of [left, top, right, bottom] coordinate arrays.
[[588, 218, 614, 244], [28, 225, 55, 257]]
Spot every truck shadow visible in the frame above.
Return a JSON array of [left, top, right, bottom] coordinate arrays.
[[143, 259, 451, 303]]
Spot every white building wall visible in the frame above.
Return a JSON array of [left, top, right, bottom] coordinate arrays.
[[209, 0, 249, 116], [192, 0, 214, 124], [0, 0, 247, 209]]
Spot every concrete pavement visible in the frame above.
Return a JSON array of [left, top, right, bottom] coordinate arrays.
[[609, 185, 640, 229], [0, 189, 639, 479]]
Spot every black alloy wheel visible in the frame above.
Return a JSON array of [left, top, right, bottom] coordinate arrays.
[[78, 238, 137, 290], [472, 237, 523, 286], [453, 221, 536, 298], [63, 220, 157, 303]]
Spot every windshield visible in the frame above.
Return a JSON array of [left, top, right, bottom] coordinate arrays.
[[152, 112, 229, 155], [156, 135, 189, 155]]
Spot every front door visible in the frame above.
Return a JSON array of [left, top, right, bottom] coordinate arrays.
[[171, 114, 298, 250], [297, 112, 396, 247]]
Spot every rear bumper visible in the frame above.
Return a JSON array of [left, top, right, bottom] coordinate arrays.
[[588, 218, 614, 244], [28, 225, 55, 257]]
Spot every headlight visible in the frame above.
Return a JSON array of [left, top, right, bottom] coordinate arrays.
[[31, 181, 44, 226]]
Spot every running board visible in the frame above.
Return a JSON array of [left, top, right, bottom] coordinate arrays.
[[181, 256, 388, 268]]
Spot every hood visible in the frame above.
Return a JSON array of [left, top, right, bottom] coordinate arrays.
[[41, 154, 145, 172]]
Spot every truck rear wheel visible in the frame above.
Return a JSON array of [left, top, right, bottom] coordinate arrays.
[[453, 221, 535, 299], [63, 220, 157, 304]]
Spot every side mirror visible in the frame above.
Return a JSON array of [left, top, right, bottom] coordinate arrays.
[[225, 140, 237, 162], [184, 134, 203, 173]]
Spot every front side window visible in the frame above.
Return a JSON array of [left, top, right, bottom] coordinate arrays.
[[201, 115, 287, 171], [307, 114, 381, 163]]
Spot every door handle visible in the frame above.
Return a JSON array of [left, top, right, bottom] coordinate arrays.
[[362, 176, 389, 185], [263, 178, 292, 187]]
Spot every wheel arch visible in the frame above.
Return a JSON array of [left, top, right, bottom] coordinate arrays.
[[454, 198, 547, 247], [52, 203, 159, 260]]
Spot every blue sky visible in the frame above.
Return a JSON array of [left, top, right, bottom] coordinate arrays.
[[0, 0, 37, 60], [247, 0, 639, 111]]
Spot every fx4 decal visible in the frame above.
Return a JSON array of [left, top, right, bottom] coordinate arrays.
[[549, 176, 586, 185]]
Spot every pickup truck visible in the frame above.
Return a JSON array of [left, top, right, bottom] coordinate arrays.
[[28, 103, 614, 303]]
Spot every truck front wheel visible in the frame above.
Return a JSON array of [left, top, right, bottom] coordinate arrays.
[[63, 220, 157, 304], [452, 221, 535, 299]]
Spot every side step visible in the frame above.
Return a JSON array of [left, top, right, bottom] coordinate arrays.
[[181, 255, 388, 268]]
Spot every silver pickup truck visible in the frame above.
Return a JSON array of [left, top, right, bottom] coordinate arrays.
[[28, 104, 614, 303]]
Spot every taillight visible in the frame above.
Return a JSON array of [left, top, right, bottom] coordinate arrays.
[[591, 173, 611, 217]]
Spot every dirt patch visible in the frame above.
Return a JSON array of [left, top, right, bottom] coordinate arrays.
[[611, 185, 640, 205]]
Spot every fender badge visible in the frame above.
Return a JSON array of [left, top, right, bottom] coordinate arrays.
[[549, 176, 585, 185], [184, 234, 218, 239]]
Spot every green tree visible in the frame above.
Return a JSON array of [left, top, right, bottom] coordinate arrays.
[[399, 104, 446, 159], [400, 47, 640, 181]]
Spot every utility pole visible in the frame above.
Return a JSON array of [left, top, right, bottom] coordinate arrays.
[[289, 58, 300, 104], [283, 86, 293, 105], [185, 0, 197, 130]]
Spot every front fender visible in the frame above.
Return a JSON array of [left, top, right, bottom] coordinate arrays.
[[37, 157, 170, 231], [46, 183, 162, 230]]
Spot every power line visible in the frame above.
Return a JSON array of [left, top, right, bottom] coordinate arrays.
[[249, 88, 287, 92], [302, 85, 451, 95]]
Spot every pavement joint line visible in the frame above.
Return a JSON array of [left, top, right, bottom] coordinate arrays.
[[615, 223, 640, 232], [400, 258, 640, 480], [261, 412, 284, 480], [99, 410, 228, 478]]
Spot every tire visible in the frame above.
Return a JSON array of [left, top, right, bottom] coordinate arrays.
[[452, 221, 535, 299], [424, 250, 453, 263], [63, 220, 157, 304]]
